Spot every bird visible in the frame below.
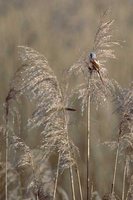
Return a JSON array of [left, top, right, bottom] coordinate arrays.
[[88, 52, 100, 72], [88, 52, 104, 84]]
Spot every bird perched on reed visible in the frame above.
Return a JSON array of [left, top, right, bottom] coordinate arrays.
[[68, 11, 118, 85], [88, 52, 100, 72], [66, 11, 119, 112], [87, 52, 104, 84]]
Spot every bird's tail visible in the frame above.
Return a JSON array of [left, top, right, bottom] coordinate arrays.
[[97, 71, 105, 85]]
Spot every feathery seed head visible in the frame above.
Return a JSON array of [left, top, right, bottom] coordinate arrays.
[[6, 46, 78, 171]]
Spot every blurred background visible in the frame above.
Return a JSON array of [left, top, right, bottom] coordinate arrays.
[[0, 0, 133, 199]]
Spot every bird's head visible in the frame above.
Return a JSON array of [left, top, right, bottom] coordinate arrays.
[[89, 52, 97, 62]]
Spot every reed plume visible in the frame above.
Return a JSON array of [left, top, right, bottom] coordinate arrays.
[[101, 81, 133, 199], [66, 11, 119, 199], [5, 46, 80, 199], [110, 81, 133, 198]]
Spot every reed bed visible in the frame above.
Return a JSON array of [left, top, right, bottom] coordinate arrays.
[[0, 11, 133, 200]]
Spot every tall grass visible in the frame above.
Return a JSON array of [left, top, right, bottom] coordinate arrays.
[[4, 46, 83, 199], [1, 11, 133, 200], [66, 11, 122, 199]]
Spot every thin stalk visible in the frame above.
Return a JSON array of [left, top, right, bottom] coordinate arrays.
[[69, 166, 76, 200], [61, 82, 80, 200], [5, 102, 9, 200], [91, 183, 93, 200], [122, 159, 127, 200], [62, 106, 76, 200], [75, 164, 83, 200], [87, 78, 91, 200], [111, 125, 122, 196], [5, 129, 8, 200], [111, 139, 120, 195], [125, 174, 133, 200], [125, 181, 131, 200], [32, 162, 40, 200], [36, 193, 39, 200], [53, 154, 61, 200]]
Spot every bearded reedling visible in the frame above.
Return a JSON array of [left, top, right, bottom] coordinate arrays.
[[87, 52, 104, 84]]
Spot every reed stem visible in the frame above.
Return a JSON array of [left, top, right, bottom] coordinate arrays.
[[122, 158, 127, 200], [87, 77, 91, 200], [111, 140, 120, 196], [111, 125, 122, 196], [5, 129, 8, 200], [69, 166, 76, 200], [75, 164, 83, 200], [5, 102, 9, 200], [62, 106, 76, 200], [53, 154, 61, 200]]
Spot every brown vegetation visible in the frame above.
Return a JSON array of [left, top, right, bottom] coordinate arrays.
[[0, 1, 133, 200]]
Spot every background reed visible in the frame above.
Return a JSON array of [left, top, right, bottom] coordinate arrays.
[[0, 1, 133, 200]]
